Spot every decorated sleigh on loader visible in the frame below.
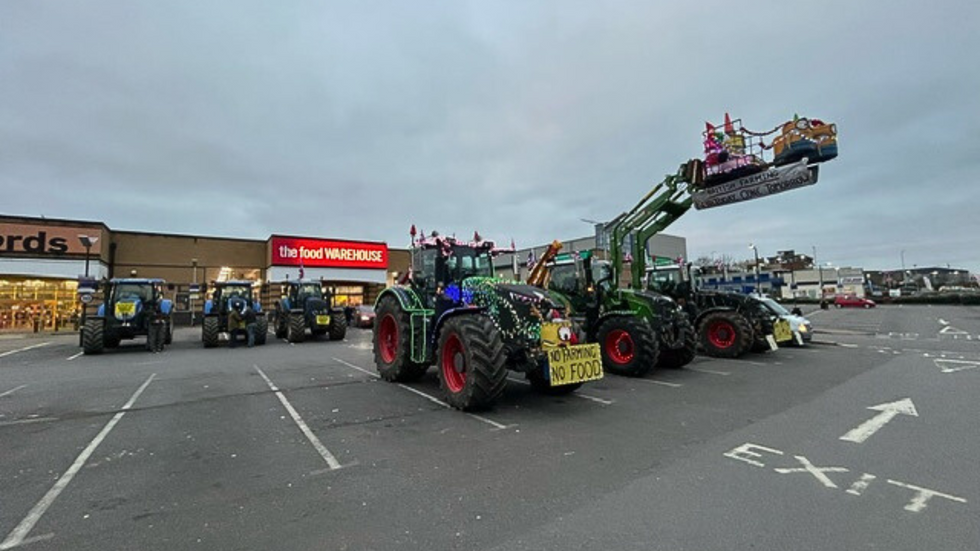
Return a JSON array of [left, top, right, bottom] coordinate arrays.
[[689, 113, 839, 210]]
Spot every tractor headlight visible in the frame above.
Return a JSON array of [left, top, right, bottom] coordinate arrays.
[[798, 324, 808, 333]]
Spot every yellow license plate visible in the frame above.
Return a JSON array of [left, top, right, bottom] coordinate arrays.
[[115, 302, 136, 317], [774, 319, 793, 342], [546, 343, 603, 386], [316, 315, 331, 326]]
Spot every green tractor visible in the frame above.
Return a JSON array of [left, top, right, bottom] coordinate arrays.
[[201, 280, 269, 348], [81, 278, 174, 355], [372, 231, 603, 411], [542, 247, 696, 376], [272, 280, 347, 343]]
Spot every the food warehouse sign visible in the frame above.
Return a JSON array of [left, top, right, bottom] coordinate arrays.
[[271, 237, 388, 269]]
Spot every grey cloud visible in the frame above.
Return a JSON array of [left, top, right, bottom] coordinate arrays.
[[1, 0, 978, 272]]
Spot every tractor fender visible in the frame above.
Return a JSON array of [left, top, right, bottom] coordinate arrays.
[[592, 310, 647, 340], [204, 300, 214, 315], [97, 304, 105, 317], [375, 286, 428, 313], [160, 300, 173, 316], [693, 305, 738, 328], [431, 306, 484, 347]]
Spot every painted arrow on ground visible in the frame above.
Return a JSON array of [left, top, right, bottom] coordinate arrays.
[[840, 398, 918, 444], [934, 359, 980, 373]]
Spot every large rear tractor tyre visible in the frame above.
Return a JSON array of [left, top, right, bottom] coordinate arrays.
[[596, 316, 659, 377], [436, 315, 507, 411], [82, 318, 105, 355], [274, 311, 287, 339], [202, 316, 220, 348], [328, 312, 347, 341], [254, 316, 269, 345], [526, 371, 583, 395], [373, 295, 428, 382], [698, 311, 753, 359], [287, 312, 306, 343]]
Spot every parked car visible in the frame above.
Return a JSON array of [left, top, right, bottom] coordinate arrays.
[[353, 304, 375, 328], [834, 295, 876, 308], [756, 296, 813, 344]]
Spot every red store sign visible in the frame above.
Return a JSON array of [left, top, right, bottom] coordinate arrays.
[[270, 237, 388, 270]]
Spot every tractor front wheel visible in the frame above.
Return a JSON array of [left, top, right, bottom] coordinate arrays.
[[274, 312, 287, 339], [596, 316, 659, 376], [698, 311, 752, 358], [254, 316, 269, 345], [82, 318, 105, 355], [202, 316, 220, 348], [328, 313, 347, 341], [373, 295, 428, 382], [436, 315, 507, 410], [287, 312, 306, 343]]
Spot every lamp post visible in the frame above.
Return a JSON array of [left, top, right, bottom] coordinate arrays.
[[78, 235, 98, 278], [191, 258, 199, 326], [749, 243, 760, 294], [813, 245, 822, 298]]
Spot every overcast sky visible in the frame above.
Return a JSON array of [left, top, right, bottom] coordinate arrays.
[[2, 1, 978, 273]]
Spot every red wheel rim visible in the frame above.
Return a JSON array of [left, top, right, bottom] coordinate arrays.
[[441, 333, 466, 393], [604, 329, 635, 365], [707, 320, 736, 349], [378, 314, 398, 363]]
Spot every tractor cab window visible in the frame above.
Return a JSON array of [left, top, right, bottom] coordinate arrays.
[[295, 283, 321, 302], [225, 286, 250, 300], [114, 284, 152, 303], [648, 267, 682, 292], [450, 246, 493, 281], [549, 263, 581, 295]]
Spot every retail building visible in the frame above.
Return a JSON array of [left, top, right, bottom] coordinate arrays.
[[0, 215, 408, 332]]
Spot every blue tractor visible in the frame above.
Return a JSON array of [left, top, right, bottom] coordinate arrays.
[[82, 278, 174, 354], [201, 280, 268, 348], [272, 280, 347, 343]]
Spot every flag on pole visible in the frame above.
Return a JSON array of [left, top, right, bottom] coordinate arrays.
[[527, 249, 537, 269], [298, 260, 305, 279]]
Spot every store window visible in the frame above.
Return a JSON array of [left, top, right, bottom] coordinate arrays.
[[330, 285, 365, 307], [0, 278, 79, 332]]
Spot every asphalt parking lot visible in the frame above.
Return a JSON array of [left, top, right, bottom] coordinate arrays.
[[1, 305, 978, 551]]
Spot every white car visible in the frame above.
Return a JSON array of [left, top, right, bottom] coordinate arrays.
[[756, 296, 813, 344]]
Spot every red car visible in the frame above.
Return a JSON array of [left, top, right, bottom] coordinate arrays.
[[834, 295, 876, 308]]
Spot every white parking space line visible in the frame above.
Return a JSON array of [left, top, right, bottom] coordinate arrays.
[[687, 367, 731, 376], [0, 373, 156, 551], [636, 378, 682, 388], [837, 343, 860, 348], [0, 342, 51, 359], [65, 352, 83, 361], [0, 384, 27, 398], [332, 357, 512, 430], [0, 417, 59, 428], [507, 378, 614, 405], [253, 366, 343, 470]]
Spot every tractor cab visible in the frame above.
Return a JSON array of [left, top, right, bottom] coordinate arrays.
[[411, 243, 495, 302]]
